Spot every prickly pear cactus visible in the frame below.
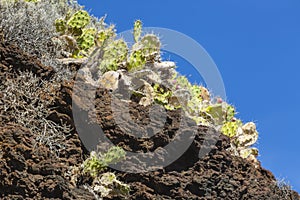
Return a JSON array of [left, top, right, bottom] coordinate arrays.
[[96, 25, 116, 46], [127, 48, 147, 71], [54, 9, 98, 58], [127, 34, 161, 71], [153, 84, 172, 106], [67, 10, 90, 32], [133, 20, 142, 43], [221, 120, 242, 138], [55, 18, 67, 34], [204, 103, 236, 125], [225, 105, 236, 121], [140, 34, 161, 53], [99, 39, 128, 73], [205, 104, 224, 124], [140, 34, 161, 62], [77, 28, 96, 51]]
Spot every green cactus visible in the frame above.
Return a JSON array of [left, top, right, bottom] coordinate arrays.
[[204, 103, 237, 125], [54, 10, 97, 57], [127, 48, 147, 71], [77, 28, 96, 50], [55, 18, 67, 34], [102, 146, 126, 165], [82, 147, 129, 198], [186, 96, 203, 116], [225, 105, 236, 121], [150, 84, 181, 110], [71, 28, 97, 58], [67, 10, 90, 35], [99, 39, 128, 72], [127, 34, 161, 71], [190, 85, 202, 99], [96, 25, 116, 46], [153, 84, 172, 105], [205, 104, 223, 124], [140, 34, 161, 49], [221, 120, 242, 138], [140, 34, 161, 57], [133, 20, 142, 43]]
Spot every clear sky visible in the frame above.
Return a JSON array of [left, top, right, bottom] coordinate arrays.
[[78, 0, 300, 192]]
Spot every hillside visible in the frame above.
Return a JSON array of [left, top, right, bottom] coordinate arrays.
[[0, 0, 299, 199]]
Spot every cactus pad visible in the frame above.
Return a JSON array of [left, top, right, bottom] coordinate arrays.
[[67, 10, 90, 30], [221, 120, 242, 138], [140, 34, 161, 55], [133, 20, 142, 42], [99, 39, 128, 72], [77, 28, 96, 51], [55, 18, 67, 34], [96, 25, 116, 46]]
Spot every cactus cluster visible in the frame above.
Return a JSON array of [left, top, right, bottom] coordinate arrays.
[[77, 28, 96, 50], [162, 72, 259, 160], [55, 10, 117, 58], [167, 73, 210, 123], [96, 25, 116, 46], [61, 18, 162, 73], [98, 19, 161, 73], [55, 10, 93, 57]]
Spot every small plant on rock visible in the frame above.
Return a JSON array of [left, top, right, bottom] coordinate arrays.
[[83, 146, 126, 177], [67, 146, 130, 198]]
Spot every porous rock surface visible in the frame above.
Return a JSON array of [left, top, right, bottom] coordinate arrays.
[[0, 40, 299, 199]]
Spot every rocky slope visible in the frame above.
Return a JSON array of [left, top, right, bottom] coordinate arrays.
[[0, 36, 299, 199]]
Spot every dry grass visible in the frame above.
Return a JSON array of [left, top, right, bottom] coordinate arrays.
[[0, 71, 72, 156]]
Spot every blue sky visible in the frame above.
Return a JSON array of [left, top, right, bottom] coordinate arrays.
[[78, 0, 300, 192]]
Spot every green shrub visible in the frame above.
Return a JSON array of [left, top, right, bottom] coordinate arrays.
[[83, 146, 126, 178]]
